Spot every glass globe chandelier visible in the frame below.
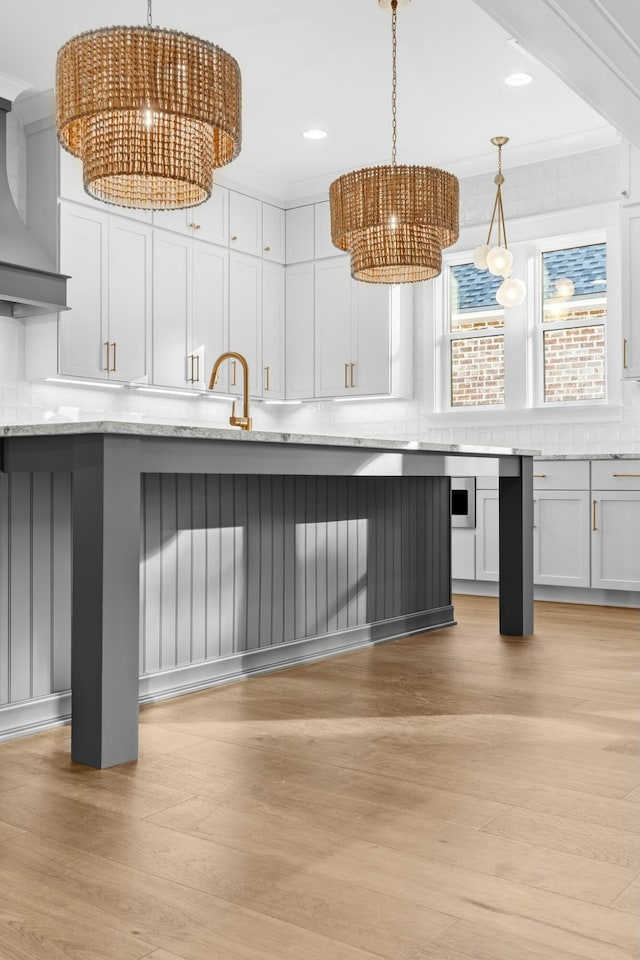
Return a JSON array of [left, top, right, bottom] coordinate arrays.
[[473, 136, 526, 307], [329, 0, 459, 283], [55, 0, 241, 210]]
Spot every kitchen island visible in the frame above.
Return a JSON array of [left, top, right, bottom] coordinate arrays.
[[0, 423, 536, 767]]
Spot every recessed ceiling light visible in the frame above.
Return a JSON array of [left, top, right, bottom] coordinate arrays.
[[505, 72, 533, 87], [303, 129, 328, 140]]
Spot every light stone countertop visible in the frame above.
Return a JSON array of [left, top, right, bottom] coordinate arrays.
[[534, 453, 639, 460], [0, 420, 539, 457]]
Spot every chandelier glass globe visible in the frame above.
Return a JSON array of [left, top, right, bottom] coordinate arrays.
[[473, 244, 491, 269], [486, 245, 513, 277], [496, 276, 526, 307]]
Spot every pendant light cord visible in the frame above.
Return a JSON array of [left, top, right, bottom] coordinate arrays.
[[391, 0, 398, 166], [486, 140, 508, 249], [147, 0, 153, 27]]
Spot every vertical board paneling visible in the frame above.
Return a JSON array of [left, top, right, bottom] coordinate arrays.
[[160, 474, 178, 669], [10, 475, 32, 703], [31, 473, 52, 698], [0, 472, 451, 706], [0, 475, 9, 705], [190, 475, 207, 663], [51, 473, 71, 693], [176, 475, 193, 666]]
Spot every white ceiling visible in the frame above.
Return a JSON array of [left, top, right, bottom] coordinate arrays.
[[0, 0, 616, 201]]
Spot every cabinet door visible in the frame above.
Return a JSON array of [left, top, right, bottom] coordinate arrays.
[[262, 262, 285, 399], [262, 204, 286, 264], [152, 231, 190, 388], [191, 185, 229, 246], [351, 281, 391, 395], [108, 217, 151, 383], [285, 262, 314, 399], [229, 251, 263, 397], [534, 491, 590, 587], [285, 205, 314, 264], [475, 490, 499, 582], [314, 257, 353, 398], [592, 491, 640, 590], [59, 203, 108, 379], [229, 191, 262, 257], [191, 241, 229, 392], [452, 529, 476, 580], [314, 200, 336, 259], [621, 204, 640, 379]]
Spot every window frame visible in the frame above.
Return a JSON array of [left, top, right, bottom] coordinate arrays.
[[431, 207, 622, 423], [530, 229, 608, 409]]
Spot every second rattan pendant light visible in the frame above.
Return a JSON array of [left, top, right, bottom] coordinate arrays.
[[329, 0, 459, 283], [55, 0, 241, 210]]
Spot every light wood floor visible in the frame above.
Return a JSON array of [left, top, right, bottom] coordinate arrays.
[[0, 595, 638, 960]]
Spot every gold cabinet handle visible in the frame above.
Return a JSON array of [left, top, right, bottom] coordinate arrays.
[[188, 222, 201, 230], [533, 474, 546, 478], [623, 338, 629, 369], [111, 341, 117, 372], [613, 472, 640, 477], [195, 354, 200, 383], [344, 363, 349, 389], [533, 498, 537, 529], [104, 341, 110, 372], [592, 499, 598, 532], [231, 359, 237, 386], [231, 235, 238, 241], [188, 354, 194, 383], [350, 362, 355, 388], [264, 365, 270, 391], [264, 246, 271, 252]]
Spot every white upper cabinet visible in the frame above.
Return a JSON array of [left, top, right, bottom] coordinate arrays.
[[285, 262, 314, 400], [59, 202, 151, 382], [152, 231, 229, 392], [314, 256, 412, 400], [191, 241, 229, 392], [229, 191, 263, 257], [314, 201, 337, 260], [59, 204, 108, 380], [229, 251, 263, 397], [152, 231, 190, 389], [285, 205, 315, 264], [153, 186, 229, 246], [262, 262, 285, 398], [262, 204, 286, 263]]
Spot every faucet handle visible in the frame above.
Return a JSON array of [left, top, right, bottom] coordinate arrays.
[[231, 399, 237, 419]]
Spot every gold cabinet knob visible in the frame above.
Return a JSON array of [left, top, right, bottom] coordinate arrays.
[[188, 223, 201, 230], [231, 235, 238, 241], [264, 246, 271, 252]]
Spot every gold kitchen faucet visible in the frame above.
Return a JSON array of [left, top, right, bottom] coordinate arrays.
[[208, 352, 253, 431]]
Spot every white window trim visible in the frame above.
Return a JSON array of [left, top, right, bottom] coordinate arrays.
[[427, 203, 622, 426]]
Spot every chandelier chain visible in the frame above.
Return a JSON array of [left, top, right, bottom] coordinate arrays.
[[391, 0, 398, 166], [147, 0, 153, 27]]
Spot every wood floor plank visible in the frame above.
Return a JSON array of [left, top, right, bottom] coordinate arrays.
[[424, 918, 596, 960], [0, 832, 384, 960], [147, 794, 636, 906], [0, 595, 637, 960], [482, 806, 640, 870], [310, 839, 640, 960]]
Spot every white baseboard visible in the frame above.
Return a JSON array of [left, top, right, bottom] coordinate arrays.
[[453, 580, 640, 608]]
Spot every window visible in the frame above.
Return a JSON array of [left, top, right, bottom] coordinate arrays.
[[448, 263, 505, 407], [439, 230, 610, 415], [540, 242, 607, 403]]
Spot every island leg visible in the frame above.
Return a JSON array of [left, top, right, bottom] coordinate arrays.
[[71, 436, 141, 768], [498, 455, 534, 637]]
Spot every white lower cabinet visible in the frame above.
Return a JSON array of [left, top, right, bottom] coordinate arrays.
[[533, 491, 591, 587], [592, 491, 640, 590], [152, 231, 228, 391], [452, 528, 476, 580], [60, 202, 151, 382], [475, 489, 499, 582]]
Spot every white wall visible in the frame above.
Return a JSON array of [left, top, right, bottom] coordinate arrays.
[[1, 119, 639, 455]]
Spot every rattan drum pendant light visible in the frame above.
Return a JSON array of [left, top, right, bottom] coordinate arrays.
[[329, 0, 459, 283], [55, 0, 241, 210]]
